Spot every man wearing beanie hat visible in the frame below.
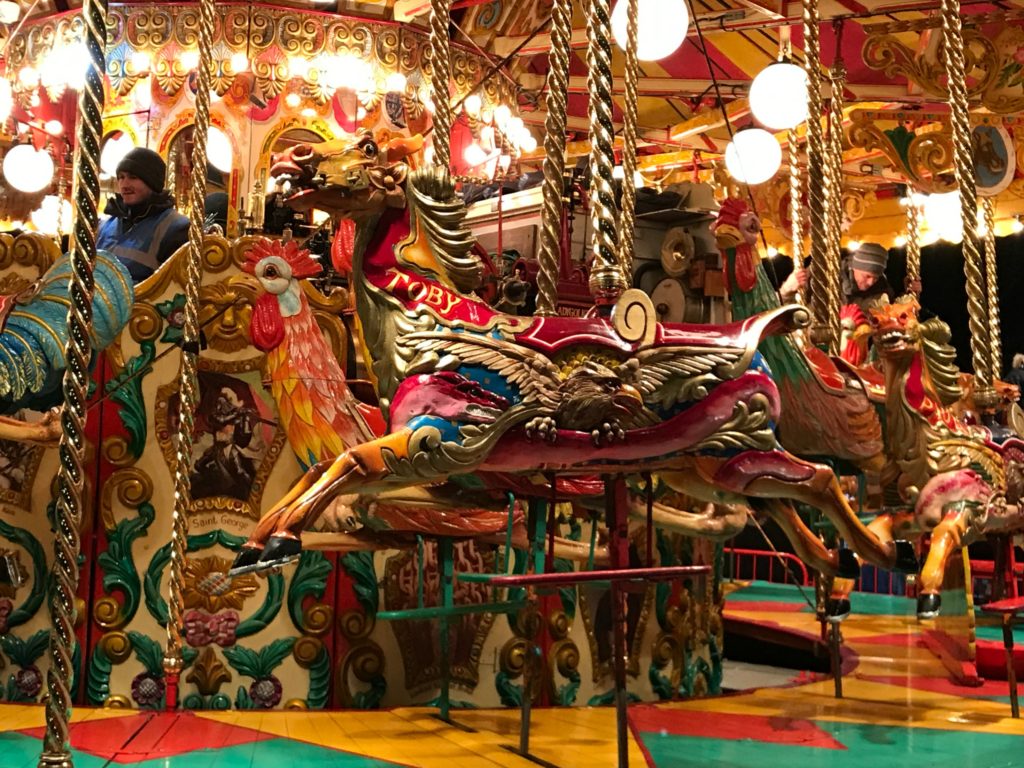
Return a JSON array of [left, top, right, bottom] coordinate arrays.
[[96, 146, 189, 282], [841, 242, 893, 311]]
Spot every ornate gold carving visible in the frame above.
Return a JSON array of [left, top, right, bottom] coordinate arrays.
[[847, 112, 956, 194], [863, 25, 1024, 115], [104, 695, 132, 708], [99, 631, 133, 664], [336, 608, 386, 708], [0, 232, 60, 274], [301, 602, 333, 638], [199, 278, 256, 353], [292, 636, 323, 668], [100, 467, 154, 532], [185, 647, 232, 696], [183, 556, 259, 612]]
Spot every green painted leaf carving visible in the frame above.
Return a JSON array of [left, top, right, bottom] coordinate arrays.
[[235, 571, 284, 638], [155, 294, 186, 345], [1, 629, 48, 668], [340, 551, 378, 614], [305, 646, 330, 709], [883, 125, 915, 167], [0, 518, 47, 630], [97, 501, 155, 627], [86, 642, 112, 705], [128, 631, 166, 676], [555, 666, 580, 706], [495, 670, 522, 707], [224, 637, 295, 680], [105, 339, 157, 459], [234, 685, 254, 709], [287, 551, 331, 632]]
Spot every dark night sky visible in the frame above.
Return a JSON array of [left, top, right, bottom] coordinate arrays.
[[764, 232, 1024, 377]]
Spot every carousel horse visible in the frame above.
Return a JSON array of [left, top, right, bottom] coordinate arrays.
[[840, 296, 1024, 617], [229, 131, 906, 581], [0, 250, 133, 445]]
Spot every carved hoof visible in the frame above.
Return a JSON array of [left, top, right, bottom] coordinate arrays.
[[838, 548, 860, 579], [591, 421, 626, 447], [227, 546, 263, 577], [893, 540, 919, 574], [525, 416, 558, 443], [826, 598, 852, 621], [257, 535, 303, 570], [917, 593, 941, 620]]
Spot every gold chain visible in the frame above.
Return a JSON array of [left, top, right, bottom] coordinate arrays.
[[535, 0, 574, 316], [39, 0, 107, 763], [585, 0, 626, 304], [905, 195, 921, 294], [787, 127, 803, 293]]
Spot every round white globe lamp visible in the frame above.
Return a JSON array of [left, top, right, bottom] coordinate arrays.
[[4, 144, 54, 194], [724, 128, 782, 185], [612, 0, 689, 62], [749, 61, 809, 131], [208, 126, 233, 174]]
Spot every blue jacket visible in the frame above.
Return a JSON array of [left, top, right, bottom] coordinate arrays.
[[96, 194, 189, 282]]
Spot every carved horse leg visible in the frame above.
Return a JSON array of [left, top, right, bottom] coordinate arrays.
[[659, 469, 853, 577], [0, 409, 61, 446], [627, 496, 749, 541], [829, 510, 919, 617], [913, 469, 994, 618]]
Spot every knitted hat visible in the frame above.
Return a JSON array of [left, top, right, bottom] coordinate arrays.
[[849, 242, 888, 276], [116, 147, 166, 193]]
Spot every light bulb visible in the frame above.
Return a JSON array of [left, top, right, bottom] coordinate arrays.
[[520, 133, 538, 153], [4, 145, 54, 194], [612, 0, 689, 61], [207, 126, 233, 173], [18, 66, 38, 89], [230, 51, 249, 73], [130, 50, 152, 73], [749, 61, 809, 131], [44, 120, 63, 136], [494, 104, 511, 130], [463, 93, 482, 117], [894, 234, 907, 247], [100, 134, 135, 177], [847, 240, 862, 252], [385, 72, 407, 93], [0, 1, 20, 24], [181, 50, 200, 71], [724, 128, 782, 185], [1013, 218, 1024, 234], [285, 92, 301, 108], [464, 143, 487, 167]]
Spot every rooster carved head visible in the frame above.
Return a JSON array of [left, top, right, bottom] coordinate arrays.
[[240, 239, 323, 352]]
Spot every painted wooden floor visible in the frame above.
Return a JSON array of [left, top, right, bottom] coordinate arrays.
[[2, 582, 1023, 767]]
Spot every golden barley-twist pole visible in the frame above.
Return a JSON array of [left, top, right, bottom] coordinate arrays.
[[586, 0, 626, 304], [535, 0, 574, 316], [824, 59, 846, 354], [802, 0, 829, 347], [787, 128, 804, 301], [617, 0, 640, 278], [905, 195, 922, 296], [162, 0, 214, 709], [38, 0, 107, 764], [38, 0, 106, 764], [940, 0, 992, 404], [983, 196, 1002, 379], [429, 0, 454, 170]]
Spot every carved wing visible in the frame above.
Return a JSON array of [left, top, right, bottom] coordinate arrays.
[[398, 331, 563, 410], [629, 345, 748, 409]]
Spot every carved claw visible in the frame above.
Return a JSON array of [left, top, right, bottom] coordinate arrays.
[[525, 416, 558, 443], [591, 421, 626, 447]]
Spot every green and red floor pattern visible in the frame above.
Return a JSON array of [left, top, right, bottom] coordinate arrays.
[[2, 581, 1022, 767]]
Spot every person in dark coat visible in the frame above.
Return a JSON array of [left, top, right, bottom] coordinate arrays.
[[96, 147, 189, 282]]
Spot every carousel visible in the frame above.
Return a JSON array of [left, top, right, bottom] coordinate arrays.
[[0, 0, 1023, 765]]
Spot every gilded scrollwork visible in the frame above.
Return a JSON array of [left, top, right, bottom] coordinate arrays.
[[847, 112, 956, 194], [863, 24, 1024, 115]]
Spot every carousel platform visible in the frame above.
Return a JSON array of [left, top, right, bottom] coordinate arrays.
[[2, 582, 1024, 767]]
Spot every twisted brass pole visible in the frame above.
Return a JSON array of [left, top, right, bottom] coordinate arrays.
[[163, 0, 214, 708], [940, 0, 992, 402], [39, 0, 106, 764], [617, 0, 640, 278], [585, 0, 626, 304], [429, 0, 454, 170], [802, 0, 828, 347], [535, 0, 573, 316], [787, 128, 803, 300], [905, 195, 922, 296], [824, 57, 846, 354], [983, 197, 1002, 379]]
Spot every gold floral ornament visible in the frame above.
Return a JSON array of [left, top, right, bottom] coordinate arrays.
[[183, 556, 258, 613]]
